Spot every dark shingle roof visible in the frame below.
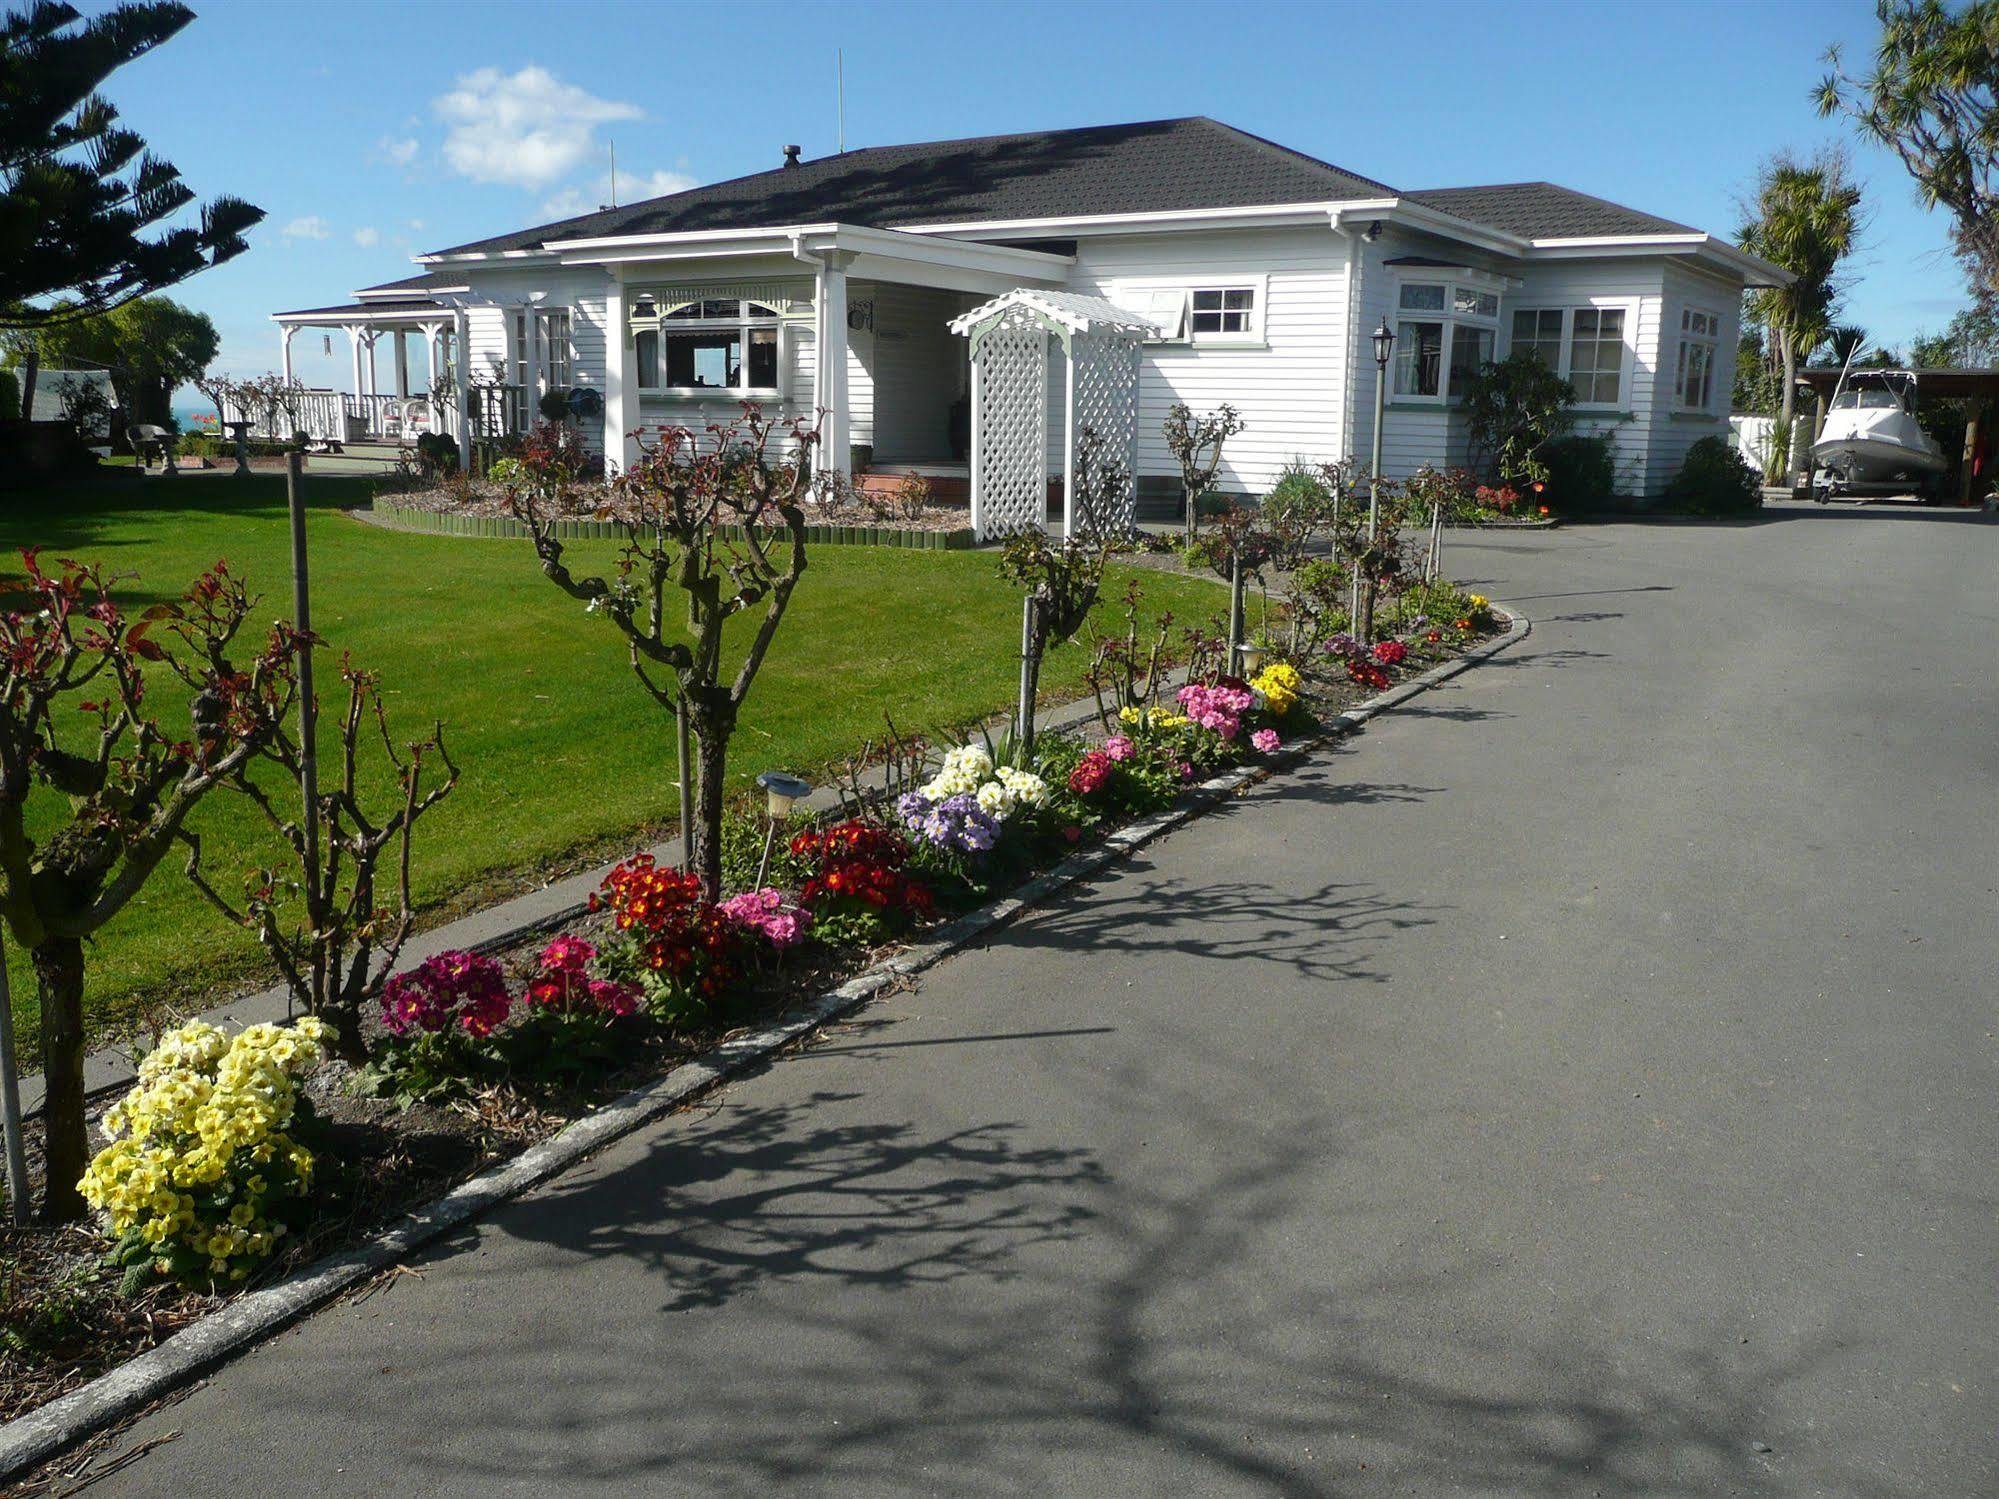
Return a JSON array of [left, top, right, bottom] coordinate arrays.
[[1410, 182, 1698, 240], [358, 272, 456, 295], [430, 117, 1397, 256]]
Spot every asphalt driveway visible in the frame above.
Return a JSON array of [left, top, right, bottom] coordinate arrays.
[[72, 504, 1998, 1497]]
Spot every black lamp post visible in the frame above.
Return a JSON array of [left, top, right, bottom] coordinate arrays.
[[1353, 319, 1395, 635]]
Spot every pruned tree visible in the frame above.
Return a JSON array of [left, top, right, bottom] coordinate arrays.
[[1164, 402, 1245, 539], [508, 408, 819, 902], [0, 2, 262, 327], [1817, 1, 1999, 310], [184, 660, 458, 1062], [0, 550, 292, 1219]]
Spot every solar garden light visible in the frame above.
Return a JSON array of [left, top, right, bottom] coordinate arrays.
[[1235, 641, 1266, 677], [755, 771, 813, 887]]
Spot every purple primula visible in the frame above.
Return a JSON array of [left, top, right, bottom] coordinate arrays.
[[900, 791, 1001, 855]]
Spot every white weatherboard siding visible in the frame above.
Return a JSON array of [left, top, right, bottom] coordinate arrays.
[[1069, 227, 1352, 493], [866, 283, 975, 461]]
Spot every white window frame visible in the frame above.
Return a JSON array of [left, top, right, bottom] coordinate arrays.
[[633, 295, 790, 399], [509, 307, 575, 428], [1106, 274, 1268, 348], [1499, 298, 1637, 411], [1391, 274, 1503, 405], [1674, 306, 1722, 412]]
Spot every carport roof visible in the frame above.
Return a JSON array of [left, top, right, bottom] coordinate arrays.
[[1795, 366, 1999, 398]]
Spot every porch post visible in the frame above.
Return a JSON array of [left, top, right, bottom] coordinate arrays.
[[522, 303, 541, 428], [280, 324, 296, 384], [818, 256, 853, 480], [968, 348, 983, 537], [393, 330, 409, 399], [1061, 339, 1077, 538], [602, 269, 639, 479], [346, 325, 365, 400], [453, 306, 472, 470]]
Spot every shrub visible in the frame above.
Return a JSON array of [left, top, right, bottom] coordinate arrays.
[[415, 431, 458, 478], [81, 1017, 331, 1288], [1541, 433, 1617, 509], [1459, 352, 1576, 484], [1666, 435, 1762, 515], [1263, 460, 1332, 531]]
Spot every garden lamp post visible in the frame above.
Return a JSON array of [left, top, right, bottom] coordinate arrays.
[[1235, 641, 1265, 677], [754, 771, 814, 887], [1353, 318, 1395, 638]]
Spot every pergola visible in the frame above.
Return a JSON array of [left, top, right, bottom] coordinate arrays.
[[950, 289, 1157, 541]]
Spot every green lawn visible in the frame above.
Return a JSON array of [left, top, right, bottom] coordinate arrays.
[[3, 473, 1224, 1053]]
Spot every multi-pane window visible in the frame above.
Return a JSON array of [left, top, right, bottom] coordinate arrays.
[[1394, 280, 1500, 399], [1567, 308, 1627, 404], [509, 309, 574, 427], [1511, 309, 1565, 370], [1675, 307, 1721, 410], [1190, 287, 1256, 338], [635, 297, 784, 394]]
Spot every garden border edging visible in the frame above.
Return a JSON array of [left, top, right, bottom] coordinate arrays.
[[362, 501, 980, 551], [0, 605, 1529, 1483]]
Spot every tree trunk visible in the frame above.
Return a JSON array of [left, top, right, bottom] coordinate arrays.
[[687, 690, 735, 903], [32, 936, 87, 1223], [1774, 336, 1799, 484]]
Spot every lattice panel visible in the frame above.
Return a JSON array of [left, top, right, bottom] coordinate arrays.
[[972, 310, 1048, 541], [1069, 331, 1140, 537]]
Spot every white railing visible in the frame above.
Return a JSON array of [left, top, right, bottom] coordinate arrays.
[[218, 389, 346, 444]]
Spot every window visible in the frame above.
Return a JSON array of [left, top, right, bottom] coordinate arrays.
[[509, 308, 573, 428], [1394, 279, 1501, 400], [1190, 287, 1256, 338], [1511, 309, 1564, 370], [1568, 308, 1626, 404], [1450, 323, 1495, 387], [1674, 307, 1721, 411], [1394, 319, 1445, 396], [634, 295, 786, 395]]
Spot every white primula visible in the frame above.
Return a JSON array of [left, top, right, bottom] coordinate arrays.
[[995, 766, 1048, 807], [974, 780, 1014, 818]]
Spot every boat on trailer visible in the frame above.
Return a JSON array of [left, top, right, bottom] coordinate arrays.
[[1810, 358, 1948, 500]]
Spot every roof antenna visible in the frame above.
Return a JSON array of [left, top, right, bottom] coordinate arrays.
[[608, 139, 618, 208], [837, 49, 845, 153]]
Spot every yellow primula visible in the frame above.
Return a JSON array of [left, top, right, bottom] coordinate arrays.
[[80, 1016, 328, 1286], [1250, 662, 1303, 718]]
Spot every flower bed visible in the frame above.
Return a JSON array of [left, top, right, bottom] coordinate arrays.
[[0, 594, 1507, 1429], [368, 500, 978, 550]]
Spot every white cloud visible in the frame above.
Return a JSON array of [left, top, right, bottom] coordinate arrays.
[[281, 215, 330, 240], [377, 136, 419, 168], [540, 167, 697, 221], [407, 218, 425, 230], [353, 226, 380, 247], [433, 66, 639, 189]]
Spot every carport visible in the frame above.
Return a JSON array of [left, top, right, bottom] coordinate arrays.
[[1796, 365, 1999, 504]]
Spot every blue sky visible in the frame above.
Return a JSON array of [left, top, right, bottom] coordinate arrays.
[[107, 0, 1967, 395]]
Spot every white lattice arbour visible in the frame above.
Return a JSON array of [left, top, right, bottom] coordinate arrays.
[[951, 289, 1158, 542]]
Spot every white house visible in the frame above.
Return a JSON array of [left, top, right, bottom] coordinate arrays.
[[271, 116, 1786, 525]]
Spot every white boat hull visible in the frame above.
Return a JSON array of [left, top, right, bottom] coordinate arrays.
[[1812, 433, 1948, 481]]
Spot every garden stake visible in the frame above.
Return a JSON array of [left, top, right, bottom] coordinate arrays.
[[1227, 552, 1245, 666], [677, 694, 692, 873], [285, 451, 318, 1022], [1016, 594, 1038, 752], [0, 934, 28, 1224]]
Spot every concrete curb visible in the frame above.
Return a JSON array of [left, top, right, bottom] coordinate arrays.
[[0, 606, 1529, 1483]]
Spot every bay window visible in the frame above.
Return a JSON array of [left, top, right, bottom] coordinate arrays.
[[1505, 305, 1629, 407], [1675, 307, 1721, 411], [1393, 279, 1500, 400], [1567, 308, 1626, 404]]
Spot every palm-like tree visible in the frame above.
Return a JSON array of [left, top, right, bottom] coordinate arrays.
[[1740, 150, 1864, 481]]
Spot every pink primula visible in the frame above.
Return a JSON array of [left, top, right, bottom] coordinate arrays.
[[1102, 735, 1135, 762], [718, 887, 813, 950], [1175, 682, 1257, 740], [1251, 728, 1281, 753]]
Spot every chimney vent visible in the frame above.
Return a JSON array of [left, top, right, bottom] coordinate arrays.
[[782, 144, 802, 169]]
